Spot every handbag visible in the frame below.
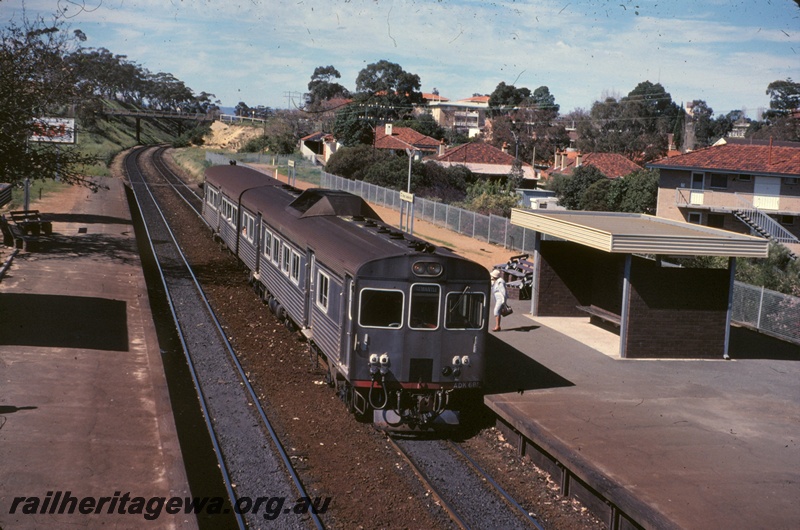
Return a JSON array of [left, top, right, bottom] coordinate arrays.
[[500, 303, 513, 316]]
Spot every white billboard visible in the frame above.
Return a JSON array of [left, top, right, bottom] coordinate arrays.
[[30, 118, 76, 144]]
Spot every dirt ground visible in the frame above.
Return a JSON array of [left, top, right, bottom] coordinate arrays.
[[203, 121, 264, 151]]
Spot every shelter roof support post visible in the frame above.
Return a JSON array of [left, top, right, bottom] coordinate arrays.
[[530, 231, 542, 316], [619, 254, 632, 359], [724, 257, 737, 360]]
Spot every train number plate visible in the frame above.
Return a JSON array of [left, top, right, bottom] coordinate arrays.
[[453, 381, 481, 389]]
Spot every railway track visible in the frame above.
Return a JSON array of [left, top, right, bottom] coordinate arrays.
[[389, 436, 545, 530], [129, 146, 601, 530], [124, 145, 322, 530]]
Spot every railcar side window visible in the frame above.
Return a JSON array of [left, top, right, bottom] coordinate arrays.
[[445, 291, 485, 329], [220, 197, 237, 226], [262, 228, 273, 259], [205, 187, 218, 209], [409, 284, 440, 330], [271, 237, 281, 266], [290, 251, 301, 284], [242, 211, 255, 243], [359, 289, 404, 329], [282, 245, 291, 275], [316, 270, 330, 311]]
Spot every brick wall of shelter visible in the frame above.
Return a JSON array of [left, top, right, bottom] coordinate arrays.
[[535, 242, 624, 316], [625, 258, 730, 358]]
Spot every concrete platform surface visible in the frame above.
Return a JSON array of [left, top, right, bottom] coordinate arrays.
[[0, 180, 196, 529], [485, 297, 800, 529]]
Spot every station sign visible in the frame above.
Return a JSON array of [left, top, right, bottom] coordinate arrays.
[[30, 118, 76, 144], [400, 191, 414, 203]]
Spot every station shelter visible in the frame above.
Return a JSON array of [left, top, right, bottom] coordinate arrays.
[[509, 210, 770, 359]]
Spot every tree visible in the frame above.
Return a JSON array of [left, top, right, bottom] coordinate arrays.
[[488, 82, 531, 117], [581, 178, 614, 211], [610, 168, 659, 214], [331, 105, 375, 147], [735, 244, 800, 297], [354, 60, 422, 120], [458, 179, 520, 217], [305, 65, 350, 109], [0, 16, 101, 189], [765, 78, 800, 117], [687, 100, 716, 148], [577, 81, 681, 163], [549, 165, 605, 210], [403, 113, 445, 140], [324, 144, 392, 181]]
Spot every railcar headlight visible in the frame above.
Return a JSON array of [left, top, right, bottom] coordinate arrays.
[[379, 354, 390, 374], [412, 261, 443, 277], [461, 356, 470, 367], [451, 356, 461, 366], [441, 366, 452, 376]]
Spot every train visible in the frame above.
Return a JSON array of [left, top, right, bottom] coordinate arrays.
[[201, 163, 489, 430]]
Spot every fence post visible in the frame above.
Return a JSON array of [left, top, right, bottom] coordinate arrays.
[[757, 285, 765, 329]]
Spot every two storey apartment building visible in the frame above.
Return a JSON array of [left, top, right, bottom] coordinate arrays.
[[648, 139, 800, 255]]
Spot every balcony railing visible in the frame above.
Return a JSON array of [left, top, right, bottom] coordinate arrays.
[[674, 188, 771, 211]]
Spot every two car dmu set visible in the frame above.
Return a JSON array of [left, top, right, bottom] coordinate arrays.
[[201, 164, 489, 430]]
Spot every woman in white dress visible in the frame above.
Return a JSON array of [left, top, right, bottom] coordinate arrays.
[[490, 269, 507, 331]]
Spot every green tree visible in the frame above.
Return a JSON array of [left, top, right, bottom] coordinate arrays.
[[331, 105, 375, 147], [609, 168, 659, 214], [577, 81, 681, 162], [765, 78, 800, 117], [403, 113, 445, 140], [354, 60, 422, 121], [324, 144, 392, 180], [305, 65, 350, 110], [736, 244, 800, 296], [0, 16, 100, 188], [458, 179, 519, 217], [487, 82, 531, 117], [581, 178, 613, 211], [549, 165, 605, 210]]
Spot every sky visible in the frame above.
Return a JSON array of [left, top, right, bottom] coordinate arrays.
[[3, 0, 799, 118]]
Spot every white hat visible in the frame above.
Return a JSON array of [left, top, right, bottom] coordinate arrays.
[[490, 269, 502, 279]]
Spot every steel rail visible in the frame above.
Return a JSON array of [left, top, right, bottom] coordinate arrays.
[[448, 441, 546, 530], [144, 146, 325, 530], [385, 436, 469, 530], [387, 433, 547, 530], [124, 146, 246, 530]]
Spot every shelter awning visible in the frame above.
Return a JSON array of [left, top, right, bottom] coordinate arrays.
[[510, 210, 769, 258]]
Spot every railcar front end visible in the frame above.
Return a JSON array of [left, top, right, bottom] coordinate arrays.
[[345, 254, 489, 430]]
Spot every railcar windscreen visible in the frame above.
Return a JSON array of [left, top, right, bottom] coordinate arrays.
[[359, 289, 404, 328], [445, 292, 485, 329], [409, 284, 440, 330]]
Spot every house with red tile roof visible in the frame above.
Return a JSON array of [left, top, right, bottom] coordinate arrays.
[[429, 141, 536, 182], [648, 141, 800, 254], [373, 123, 441, 159], [546, 151, 642, 180]]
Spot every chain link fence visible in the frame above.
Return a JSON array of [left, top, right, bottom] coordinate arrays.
[[732, 282, 800, 344], [320, 171, 539, 254]]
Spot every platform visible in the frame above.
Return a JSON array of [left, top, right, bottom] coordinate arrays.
[[0, 179, 196, 528], [485, 297, 800, 529]]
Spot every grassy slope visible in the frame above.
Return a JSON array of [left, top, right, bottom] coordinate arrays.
[[4, 101, 191, 210]]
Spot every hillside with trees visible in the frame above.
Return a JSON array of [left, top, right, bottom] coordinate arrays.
[[1, 14, 217, 190]]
